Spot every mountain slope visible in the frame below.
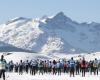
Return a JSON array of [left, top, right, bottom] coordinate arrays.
[[0, 12, 100, 53]]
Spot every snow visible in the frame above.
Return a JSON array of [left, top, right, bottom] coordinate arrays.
[[0, 12, 100, 53], [0, 12, 100, 80], [4, 72, 100, 80], [41, 37, 64, 53], [0, 52, 52, 63], [0, 52, 100, 80], [0, 51, 100, 63]]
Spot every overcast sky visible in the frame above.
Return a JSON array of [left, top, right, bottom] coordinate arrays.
[[0, 0, 100, 24]]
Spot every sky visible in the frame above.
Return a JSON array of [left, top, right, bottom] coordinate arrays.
[[0, 0, 100, 24]]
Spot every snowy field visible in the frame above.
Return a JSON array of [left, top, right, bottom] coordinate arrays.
[[4, 72, 100, 80], [0, 52, 100, 63], [0, 52, 100, 80]]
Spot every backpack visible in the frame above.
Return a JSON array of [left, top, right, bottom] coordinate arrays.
[[70, 60, 75, 68], [64, 62, 68, 68], [81, 60, 86, 68], [0, 59, 6, 70], [93, 61, 98, 67], [59, 63, 62, 68]]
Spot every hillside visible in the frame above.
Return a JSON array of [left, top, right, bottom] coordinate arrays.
[[0, 12, 100, 54]]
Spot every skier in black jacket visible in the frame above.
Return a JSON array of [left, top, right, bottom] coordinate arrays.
[[19, 60, 23, 75]]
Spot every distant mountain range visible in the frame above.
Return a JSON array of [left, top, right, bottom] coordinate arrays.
[[0, 12, 100, 54]]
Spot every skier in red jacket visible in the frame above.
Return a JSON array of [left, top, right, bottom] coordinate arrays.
[[81, 57, 86, 77]]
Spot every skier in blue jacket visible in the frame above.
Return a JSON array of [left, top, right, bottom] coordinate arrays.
[[69, 57, 75, 77]]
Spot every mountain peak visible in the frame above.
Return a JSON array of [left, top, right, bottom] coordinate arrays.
[[54, 12, 66, 18], [6, 17, 30, 25], [53, 12, 72, 22], [9, 17, 28, 22], [56, 12, 65, 16]]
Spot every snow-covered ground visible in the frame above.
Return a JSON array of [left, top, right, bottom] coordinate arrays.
[[0, 52, 52, 63], [0, 52, 100, 63], [4, 72, 100, 80], [0, 52, 100, 80]]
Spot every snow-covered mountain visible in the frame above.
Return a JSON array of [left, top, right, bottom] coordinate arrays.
[[0, 12, 100, 54]]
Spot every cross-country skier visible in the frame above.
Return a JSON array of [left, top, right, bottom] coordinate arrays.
[[52, 60, 57, 75], [63, 61, 68, 73], [30, 60, 37, 75], [38, 60, 44, 75], [81, 57, 86, 77], [56, 61, 62, 75], [48, 61, 52, 74], [14, 62, 19, 72], [8, 60, 14, 72], [25, 60, 29, 73], [19, 60, 23, 75], [0, 55, 6, 80], [89, 60, 94, 75], [93, 58, 99, 75], [69, 57, 75, 77], [76, 60, 80, 75]]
